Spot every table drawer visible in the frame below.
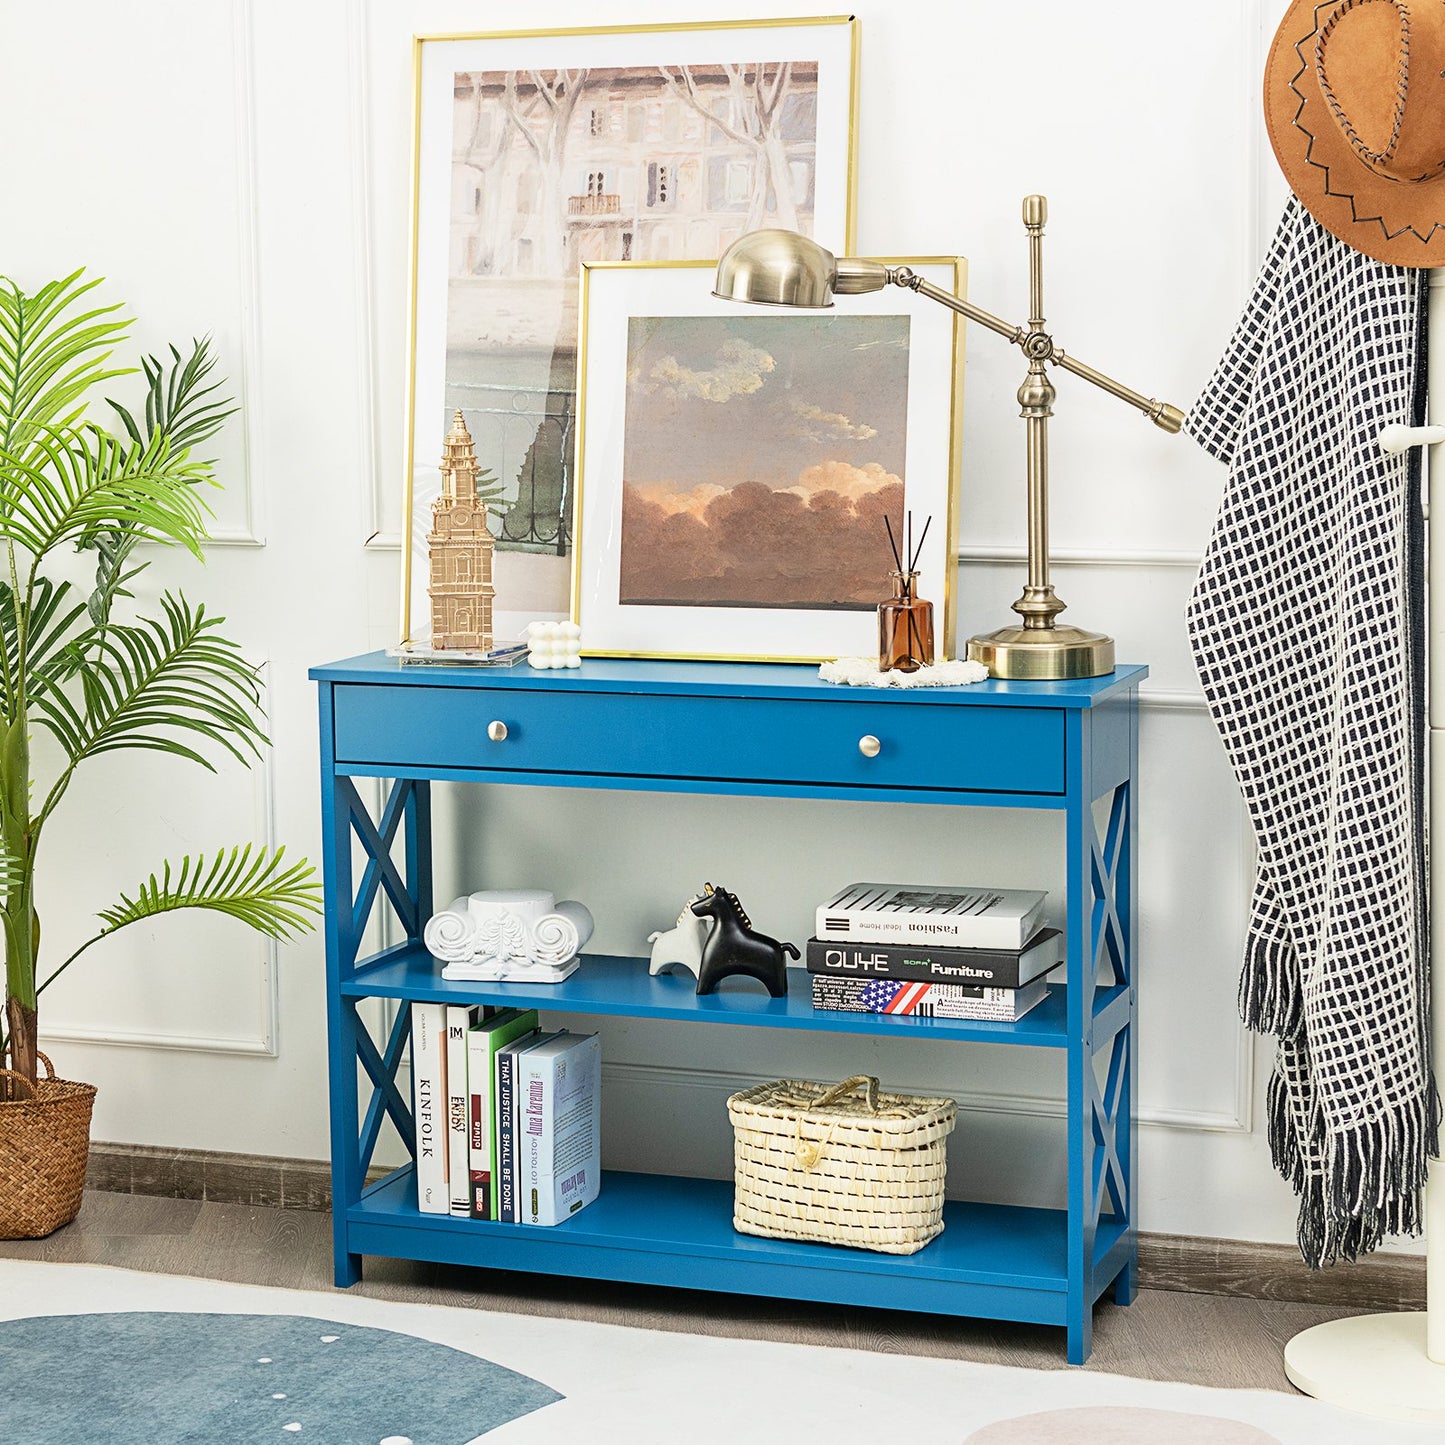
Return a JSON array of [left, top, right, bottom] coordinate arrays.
[[331, 684, 1065, 795]]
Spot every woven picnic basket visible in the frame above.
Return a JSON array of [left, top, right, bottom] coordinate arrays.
[[0, 1050, 97, 1239], [727, 1073, 957, 1255]]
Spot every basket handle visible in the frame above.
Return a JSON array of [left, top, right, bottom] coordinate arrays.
[[1, 1047, 53, 1073], [0, 1049, 53, 1102], [815, 1074, 881, 1112], [0, 1068, 38, 1101]]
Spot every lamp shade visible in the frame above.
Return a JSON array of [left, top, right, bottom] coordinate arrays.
[[712, 229, 839, 308]]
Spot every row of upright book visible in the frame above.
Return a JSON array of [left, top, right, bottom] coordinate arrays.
[[806, 883, 1061, 1021], [411, 1002, 601, 1226]]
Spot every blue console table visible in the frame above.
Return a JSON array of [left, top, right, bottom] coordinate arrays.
[[311, 652, 1144, 1364]]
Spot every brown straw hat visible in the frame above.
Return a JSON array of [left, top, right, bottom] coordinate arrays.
[[1265, 0, 1445, 266]]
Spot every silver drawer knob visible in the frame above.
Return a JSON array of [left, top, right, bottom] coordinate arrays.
[[858, 734, 881, 758], [487, 720, 509, 742]]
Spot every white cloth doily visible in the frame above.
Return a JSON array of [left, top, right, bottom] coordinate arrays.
[[818, 656, 989, 688]]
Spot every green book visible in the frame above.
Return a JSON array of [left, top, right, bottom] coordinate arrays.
[[465, 1008, 538, 1220]]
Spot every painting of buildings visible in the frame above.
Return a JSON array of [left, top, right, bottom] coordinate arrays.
[[450, 62, 819, 282]]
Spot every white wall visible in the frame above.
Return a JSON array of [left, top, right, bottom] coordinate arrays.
[[0, 0, 1364, 1253]]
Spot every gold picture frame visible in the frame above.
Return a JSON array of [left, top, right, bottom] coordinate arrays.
[[573, 257, 966, 663], [399, 16, 861, 647]]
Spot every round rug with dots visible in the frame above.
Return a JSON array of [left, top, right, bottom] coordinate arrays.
[[0, 1310, 559, 1444]]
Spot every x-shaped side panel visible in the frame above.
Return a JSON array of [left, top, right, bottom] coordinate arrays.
[[1088, 1026, 1130, 1225], [1089, 783, 1130, 988], [343, 777, 420, 945], [353, 999, 414, 1174]]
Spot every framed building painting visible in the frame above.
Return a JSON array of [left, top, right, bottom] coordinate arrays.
[[401, 17, 860, 646], [573, 258, 966, 662]]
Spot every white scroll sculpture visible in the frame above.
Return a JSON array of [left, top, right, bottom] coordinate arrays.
[[423, 888, 594, 983]]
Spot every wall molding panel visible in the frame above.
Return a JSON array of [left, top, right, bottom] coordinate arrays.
[[42, 1027, 279, 1059], [42, 661, 282, 1060], [347, 0, 392, 552]]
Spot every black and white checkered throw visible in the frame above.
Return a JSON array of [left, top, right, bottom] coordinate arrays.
[[1186, 198, 1438, 1266]]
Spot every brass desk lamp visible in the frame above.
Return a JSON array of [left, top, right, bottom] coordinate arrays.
[[713, 197, 1184, 680]]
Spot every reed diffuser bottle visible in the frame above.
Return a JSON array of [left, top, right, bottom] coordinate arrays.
[[878, 568, 935, 672], [879, 511, 935, 672]]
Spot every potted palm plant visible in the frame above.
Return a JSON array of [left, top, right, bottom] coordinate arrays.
[[0, 270, 321, 1237]]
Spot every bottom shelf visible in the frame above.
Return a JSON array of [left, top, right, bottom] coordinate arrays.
[[345, 1168, 1130, 1328]]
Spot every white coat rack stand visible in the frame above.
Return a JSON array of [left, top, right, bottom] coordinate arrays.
[[1282, 266, 1445, 1425]]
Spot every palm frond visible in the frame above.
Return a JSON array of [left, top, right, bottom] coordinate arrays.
[[0, 423, 211, 566], [108, 338, 236, 454], [0, 574, 88, 690], [83, 531, 147, 632], [81, 336, 236, 629], [32, 592, 265, 780], [36, 844, 321, 996], [95, 845, 321, 940], [0, 271, 131, 459]]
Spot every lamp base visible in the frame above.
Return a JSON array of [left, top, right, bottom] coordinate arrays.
[[966, 624, 1115, 680]]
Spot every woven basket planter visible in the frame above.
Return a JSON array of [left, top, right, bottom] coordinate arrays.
[[727, 1073, 957, 1255], [0, 1050, 97, 1239]]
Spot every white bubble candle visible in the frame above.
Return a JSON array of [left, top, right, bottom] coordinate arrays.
[[526, 620, 582, 669]]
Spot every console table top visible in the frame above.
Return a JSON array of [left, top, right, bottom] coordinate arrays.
[[311, 651, 1147, 710]]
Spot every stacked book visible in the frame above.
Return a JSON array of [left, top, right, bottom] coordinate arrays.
[[410, 1002, 601, 1225], [808, 883, 1062, 1020]]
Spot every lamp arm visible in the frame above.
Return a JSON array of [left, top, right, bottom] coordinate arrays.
[[892, 271, 1184, 433], [1052, 349, 1186, 433], [890, 270, 1024, 345]]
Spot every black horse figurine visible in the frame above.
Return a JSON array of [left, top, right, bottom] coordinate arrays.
[[691, 883, 798, 997]]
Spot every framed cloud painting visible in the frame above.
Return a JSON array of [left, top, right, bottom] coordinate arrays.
[[574, 258, 965, 661], [402, 18, 859, 645]]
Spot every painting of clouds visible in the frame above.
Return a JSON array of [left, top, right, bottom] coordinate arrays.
[[619, 314, 909, 609]]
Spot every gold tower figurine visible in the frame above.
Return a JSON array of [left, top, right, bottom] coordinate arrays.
[[428, 410, 496, 650]]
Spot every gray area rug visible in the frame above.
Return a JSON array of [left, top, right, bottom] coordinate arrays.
[[0, 1311, 561, 1444]]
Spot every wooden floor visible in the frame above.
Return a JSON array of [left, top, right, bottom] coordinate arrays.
[[0, 1189, 1361, 1393]]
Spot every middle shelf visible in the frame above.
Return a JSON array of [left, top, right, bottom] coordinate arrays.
[[342, 944, 1129, 1048]]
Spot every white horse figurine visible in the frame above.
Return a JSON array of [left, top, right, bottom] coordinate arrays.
[[648, 896, 713, 979]]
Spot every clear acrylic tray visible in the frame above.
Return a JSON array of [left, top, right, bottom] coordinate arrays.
[[387, 640, 528, 667]]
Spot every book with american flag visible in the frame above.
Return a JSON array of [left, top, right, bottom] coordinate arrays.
[[805, 929, 1063, 988], [810, 974, 1051, 1021]]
